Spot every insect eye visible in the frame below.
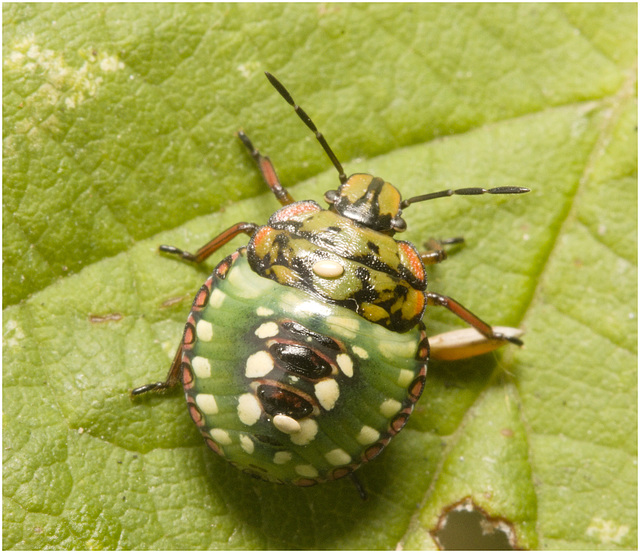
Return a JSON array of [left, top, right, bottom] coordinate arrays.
[[391, 216, 407, 232], [324, 190, 339, 205]]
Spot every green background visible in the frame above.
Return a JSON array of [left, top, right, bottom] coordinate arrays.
[[3, 3, 637, 550]]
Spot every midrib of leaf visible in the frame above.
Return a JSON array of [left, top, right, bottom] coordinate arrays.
[[395, 60, 637, 548], [514, 71, 636, 549]]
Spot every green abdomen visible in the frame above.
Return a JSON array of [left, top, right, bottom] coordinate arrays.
[[181, 248, 428, 485]]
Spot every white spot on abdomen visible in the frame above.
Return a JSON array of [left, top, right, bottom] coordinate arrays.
[[290, 419, 318, 445], [352, 346, 369, 359], [210, 429, 232, 445], [239, 435, 254, 454], [397, 369, 414, 387], [356, 426, 380, 445], [380, 398, 402, 417], [274, 451, 292, 464], [273, 414, 301, 434], [295, 464, 319, 478], [255, 322, 279, 339], [191, 356, 212, 378], [325, 448, 351, 466], [336, 353, 354, 377], [195, 393, 218, 415], [237, 393, 261, 426], [196, 320, 213, 342], [245, 351, 274, 378], [209, 289, 226, 308], [314, 379, 340, 410]]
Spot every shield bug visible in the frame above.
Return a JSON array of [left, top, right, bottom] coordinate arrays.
[[132, 73, 527, 494]]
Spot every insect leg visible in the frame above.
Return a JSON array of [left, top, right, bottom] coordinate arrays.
[[238, 130, 295, 206], [426, 292, 523, 347], [130, 343, 183, 397], [420, 237, 465, 265], [349, 473, 368, 501], [429, 326, 524, 361], [159, 222, 259, 264]]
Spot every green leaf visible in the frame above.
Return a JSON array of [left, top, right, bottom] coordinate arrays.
[[3, 3, 636, 550]]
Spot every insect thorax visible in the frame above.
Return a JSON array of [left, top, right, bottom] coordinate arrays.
[[327, 173, 405, 233], [246, 200, 427, 333]]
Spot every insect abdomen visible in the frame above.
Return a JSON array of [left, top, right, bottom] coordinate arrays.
[[180, 248, 427, 485]]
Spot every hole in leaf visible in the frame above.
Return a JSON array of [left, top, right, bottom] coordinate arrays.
[[431, 497, 520, 550]]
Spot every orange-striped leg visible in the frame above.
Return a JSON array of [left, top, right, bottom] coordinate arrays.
[[159, 222, 258, 264], [150, 218, 261, 395], [238, 130, 295, 206], [426, 292, 523, 346], [131, 343, 183, 397], [159, 129, 296, 265]]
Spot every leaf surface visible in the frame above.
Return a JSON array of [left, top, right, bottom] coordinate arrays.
[[3, 4, 636, 550]]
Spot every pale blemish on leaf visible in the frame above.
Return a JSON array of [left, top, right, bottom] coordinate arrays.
[[586, 517, 630, 545], [237, 61, 261, 79], [161, 340, 178, 358], [3, 319, 25, 348], [4, 34, 125, 123]]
